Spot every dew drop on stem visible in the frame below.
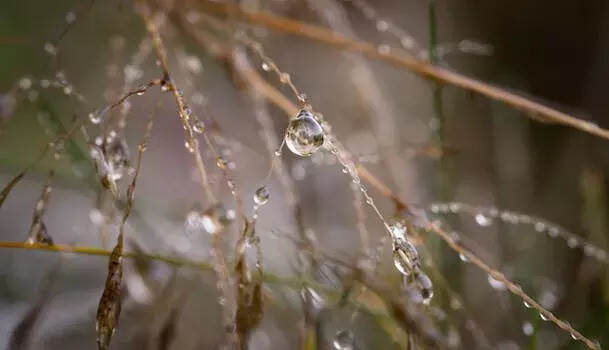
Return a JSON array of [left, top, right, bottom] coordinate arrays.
[[332, 329, 354, 350], [285, 109, 324, 157], [253, 186, 269, 206]]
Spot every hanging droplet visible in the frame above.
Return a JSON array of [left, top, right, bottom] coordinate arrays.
[[332, 329, 354, 350], [459, 253, 468, 262], [192, 120, 204, 134], [285, 110, 324, 157], [89, 111, 102, 124], [376, 20, 389, 32], [540, 312, 549, 321], [524, 301, 532, 308], [279, 72, 290, 83], [414, 269, 433, 304], [201, 204, 232, 234], [392, 239, 419, 276], [185, 140, 195, 153], [475, 213, 493, 227], [487, 274, 506, 291], [261, 62, 271, 71], [253, 186, 269, 206]]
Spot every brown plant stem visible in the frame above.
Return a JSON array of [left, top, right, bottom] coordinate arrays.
[[198, 0, 609, 142]]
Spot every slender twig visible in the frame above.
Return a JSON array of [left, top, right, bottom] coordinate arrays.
[[198, 0, 609, 142], [138, 3, 217, 204]]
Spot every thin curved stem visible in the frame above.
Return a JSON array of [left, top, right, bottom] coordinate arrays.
[[198, 0, 609, 142]]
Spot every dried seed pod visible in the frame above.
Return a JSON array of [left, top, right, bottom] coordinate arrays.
[[96, 236, 123, 350], [26, 171, 54, 245]]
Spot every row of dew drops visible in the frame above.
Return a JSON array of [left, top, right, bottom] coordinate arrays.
[[429, 202, 609, 264]]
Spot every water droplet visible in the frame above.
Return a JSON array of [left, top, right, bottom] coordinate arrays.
[[279, 72, 290, 83], [201, 204, 232, 234], [18, 77, 32, 90], [65, 11, 76, 23], [332, 330, 354, 350], [377, 44, 391, 54], [376, 20, 389, 32], [548, 226, 560, 237], [487, 274, 506, 291], [540, 313, 549, 321], [414, 270, 434, 304], [44, 42, 57, 56], [160, 81, 171, 92], [522, 322, 534, 336], [570, 333, 578, 340], [524, 301, 532, 308], [192, 120, 204, 134], [183, 106, 192, 118], [567, 237, 579, 248], [400, 36, 415, 49], [261, 62, 271, 71], [534, 222, 546, 232], [254, 186, 269, 205], [285, 110, 324, 156], [89, 209, 105, 225], [475, 213, 493, 227], [459, 253, 468, 262], [89, 111, 103, 124], [389, 222, 406, 241], [185, 140, 195, 153], [392, 239, 419, 276]]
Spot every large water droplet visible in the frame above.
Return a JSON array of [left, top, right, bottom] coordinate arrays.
[[254, 186, 269, 206], [332, 329, 354, 350], [392, 239, 419, 276], [285, 110, 324, 157]]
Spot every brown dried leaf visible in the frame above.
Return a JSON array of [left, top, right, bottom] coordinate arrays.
[[96, 235, 123, 350]]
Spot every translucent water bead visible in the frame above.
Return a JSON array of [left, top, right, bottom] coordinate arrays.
[[254, 186, 269, 205], [392, 238, 420, 277], [332, 329, 355, 350], [285, 109, 324, 156]]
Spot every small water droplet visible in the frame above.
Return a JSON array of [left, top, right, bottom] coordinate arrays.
[[522, 322, 534, 336], [377, 44, 391, 54], [65, 11, 76, 23], [534, 222, 546, 232], [254, 186, 269, 206], [415, 270, 434, 304], [183, 106, 192, 118], [201, 204, 232, 234], [459, 253, 468, 262], [89, 111, 103, 124], [44, 42, 57, 56], [524, 301, 532, 308], [332, 329, 354, 350], [540, 313, 549, 321], [192, 121, 204, 134], [279, 72, 290, 83], [261, 62, 271, 71], [475, 213, 493, 227], [487, 274, 506, 291], [376, 20, 389, 32], [185, 140, 195, 153]]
